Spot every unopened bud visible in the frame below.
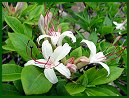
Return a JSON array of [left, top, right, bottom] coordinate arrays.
[[74, 56, 90, 69], [2, 2, 9, 8], [66, 63, 77, 73], [15, 2, 24, 12]]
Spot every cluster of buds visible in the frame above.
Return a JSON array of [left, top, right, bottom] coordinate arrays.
[[2, 2, 25, 15]]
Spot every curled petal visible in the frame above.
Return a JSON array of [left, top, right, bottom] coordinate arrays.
[[44, 68, 58, 84], [37, 35, 51, 45], [55, 63, 71, 78], [98, 62, 110, 77], [52, 43, 71, 62], [90, 52, 106, 63], [81, 39, 96, 58], [57, 31, 76, 46], [42, 40, 53, 60], [24, 59, 46, 68]]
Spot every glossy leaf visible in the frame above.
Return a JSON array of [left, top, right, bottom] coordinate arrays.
[[8, 33, 40, 61], [2, 64, 22, 82], [23, 24, 32, 38], [21, 65, 52, 95], [5, 16, 24, 34], [65, 82, 85, 95], [2, 38, 15, 51], [86, 66, 124, 85], [85, 85, 120, 96], [70, 47, 82, 59]]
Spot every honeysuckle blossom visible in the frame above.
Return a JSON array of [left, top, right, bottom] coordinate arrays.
[[113, 19, 127, 30], [25, 40, 71, 84], [37, 31, 76, 46], [81, 39, 110, 76], [38, 13, 76, 46]]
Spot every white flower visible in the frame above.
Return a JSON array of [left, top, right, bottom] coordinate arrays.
[[37, 31, 76, 46], [81, 39, 110, 76], [25, 40, 71, 84], [113, 19, 127, 30]]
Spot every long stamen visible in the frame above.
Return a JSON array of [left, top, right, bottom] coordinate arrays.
[[26, 41, 48, 65], [44, 56, 51, 67], [104, 46, 118, 56], [106, 46, 126, 57], [106, 46, 126, 62], [26, 40, 30, 56]]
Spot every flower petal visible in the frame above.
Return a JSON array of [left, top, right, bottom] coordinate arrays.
[[51, 36, 59, 46], [24, 59, 46, 68], [81, 39, 96, 58], [37, 35, 51, 45], [44, 68, 58, 84], [98, 62, 110, 77], [52, 43, 71, 62], [57, 31, 76, 46], [38, 14, 45, 34], [90, 52, 106, 63], [113, 21, 118, 26], [42, 40, 53, 60], [55, 63, 71, 78]]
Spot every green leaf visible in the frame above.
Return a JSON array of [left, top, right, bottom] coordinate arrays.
[[2, 83, 21, 96], [5, 16, 24, 34], [85, 85, 120, 96], [58, 23, 70, 32], [13, 80, 24, 94], [70, 47, 82, 59], [65, 82, 85, 95], [23, 24, 32, 38], [21, 65, 52, 95], [56, 79, 70, 96], [28, 5, 44, 20], [88, 32, 98, 44], [75, 30, 85, 39], [2, 45, 15, 51], [21, 3, 37, 16], [2, 64, 22, 82], [101, 26, 114, 35], [77, 71, 88, 87], [103, 16, 112, 26], [87, 66, 124, 85], [8, 33, 40, 61], [2, 38, 15, 51]]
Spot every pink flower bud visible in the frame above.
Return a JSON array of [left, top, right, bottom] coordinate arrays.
[[66, 63, 77, 73]]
